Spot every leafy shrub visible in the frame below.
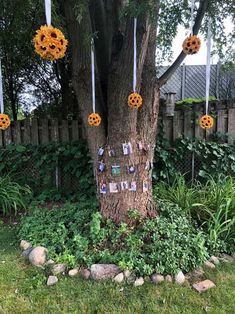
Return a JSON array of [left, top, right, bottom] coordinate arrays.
[[154, 137, 235, 183], [0, 174, 31, 215], [19, 200, 208, 276], [0, 140, 95, 201]]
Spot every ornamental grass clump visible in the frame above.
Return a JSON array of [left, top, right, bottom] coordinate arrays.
[[0, 175, 31, 215]]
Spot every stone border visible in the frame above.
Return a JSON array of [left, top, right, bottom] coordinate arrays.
[[20, 240, 235, 292]]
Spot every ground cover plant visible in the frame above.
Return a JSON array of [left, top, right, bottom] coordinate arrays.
[[19, 199, 208, 276], [1, 226, 235, 314]]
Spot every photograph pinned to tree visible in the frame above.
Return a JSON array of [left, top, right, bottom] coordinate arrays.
[[111, 165, 121, 176], [129, 181, 137, 192], [143, 181, 149, 192], [120, 181, 128, 191], [98, 160, 106, 173], [122, 142, 133, 155], [100, 181, 108, 194], [108, 147, 116, 157], [109, 182, 119, 193], [128, 165, 136, 174], [98, 147, 104, 156]]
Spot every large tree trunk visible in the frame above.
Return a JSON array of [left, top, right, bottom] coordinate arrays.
[[61, 0, 159, 223]]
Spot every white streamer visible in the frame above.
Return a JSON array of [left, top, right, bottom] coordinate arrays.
[[45, 0, 51, 26], [205, 19, 212, 115], [91, 40, 96, 113], [133, 18, 137, 92], [0, 59, 4, 114], [190, 0, 195, 35]]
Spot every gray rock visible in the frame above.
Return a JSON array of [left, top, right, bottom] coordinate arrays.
[[80, 268, 91, 280], [204, 260, 216, 269], [126, 274, 136, 284], [52, 263, 66, 275], [151, 274, 164, 283], [113, 272, 124, 283], [47, 275, 58, 286], [21, 247, 33, 258], [123, 270, 131, 278], [28, 246, 48, 266], [232, 253, 235, 260], [209, 256, 220, 265], [134, 277, 144, 287], [68, 268, 79, 277], [193, 280, 215, 293], [20, 240, 32, 251], [174, 271, 185, 284], [165, 275, 173, 283], [90, 264, 120, 280], [192, 268, 205, 276], [220, 254, 234, 263], [45, 259, 55, 267]]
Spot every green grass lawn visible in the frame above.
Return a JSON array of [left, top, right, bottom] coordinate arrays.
[[0, 225, 235, 314]]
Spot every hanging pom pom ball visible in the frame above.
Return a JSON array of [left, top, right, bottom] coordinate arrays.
[[182, 35, 201, 55], [88, 113, 102, 126], [199, 114, 214, 129], [0, 113, 11, 130], [33, 25, 68, 61], [128, 92, 142, 109]]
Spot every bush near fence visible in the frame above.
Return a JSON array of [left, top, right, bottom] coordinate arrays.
[[0, 136, 234, 200], [0, 141, 95, 201]]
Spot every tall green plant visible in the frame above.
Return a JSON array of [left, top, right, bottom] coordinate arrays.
[[0, 175, 31, 215]]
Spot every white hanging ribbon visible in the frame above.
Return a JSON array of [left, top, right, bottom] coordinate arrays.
[[44, 0, 51, 26], [133, 18, 137, 92], [0, 59, 4, 114], [205, 18, 212, 115], [91, 40, 96, 113], [190, 0, 195, 35]]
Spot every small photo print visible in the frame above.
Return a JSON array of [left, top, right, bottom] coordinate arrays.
[[98, 147, 104, 156], [111, 165, 121, 176], [109, 182, 119, 193], [143, 181, 149, 192], [98, 161, 106, 173], [128, 165, 136, 174], [120, 181, 128, 191], [100, 182, 107, 194], [129, 181, 137, 192], [108, 148, 116, 157], [122, 142, 133, 155]]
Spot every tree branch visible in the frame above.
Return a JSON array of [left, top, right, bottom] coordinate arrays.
[[158, 0, 209, 88]]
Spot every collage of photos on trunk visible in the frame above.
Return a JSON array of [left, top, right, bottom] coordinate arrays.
[[97, 142, 153, 195]]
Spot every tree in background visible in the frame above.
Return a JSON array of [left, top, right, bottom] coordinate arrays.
[[0, 0, 78, 120], [58, 0, 234, 222]]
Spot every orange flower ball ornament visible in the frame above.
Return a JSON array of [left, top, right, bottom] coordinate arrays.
[[0, 113, 11, 130], [33, 25, 68, 61], [182, 35, 201, 55], [128, 92, 142, 109], [199, 115, 214, 129], [88, 113, 102, 126]]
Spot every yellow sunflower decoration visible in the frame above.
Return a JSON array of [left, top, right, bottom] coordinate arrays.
[[182, 35, 201, 55], [199, 114, 214, 129], [88, 113, 102, 126], [0, 113, 11, 130], [128, 92, 143, 109], [33, 25, 68, 61]]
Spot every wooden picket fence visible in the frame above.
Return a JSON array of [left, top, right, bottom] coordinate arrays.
[[0, 100, 235, 147], [0, 118, 84, 147], [159, 99, 235, 142]]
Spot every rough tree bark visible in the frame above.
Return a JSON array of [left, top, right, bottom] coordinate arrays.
[[60, 0, 208, 223]]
